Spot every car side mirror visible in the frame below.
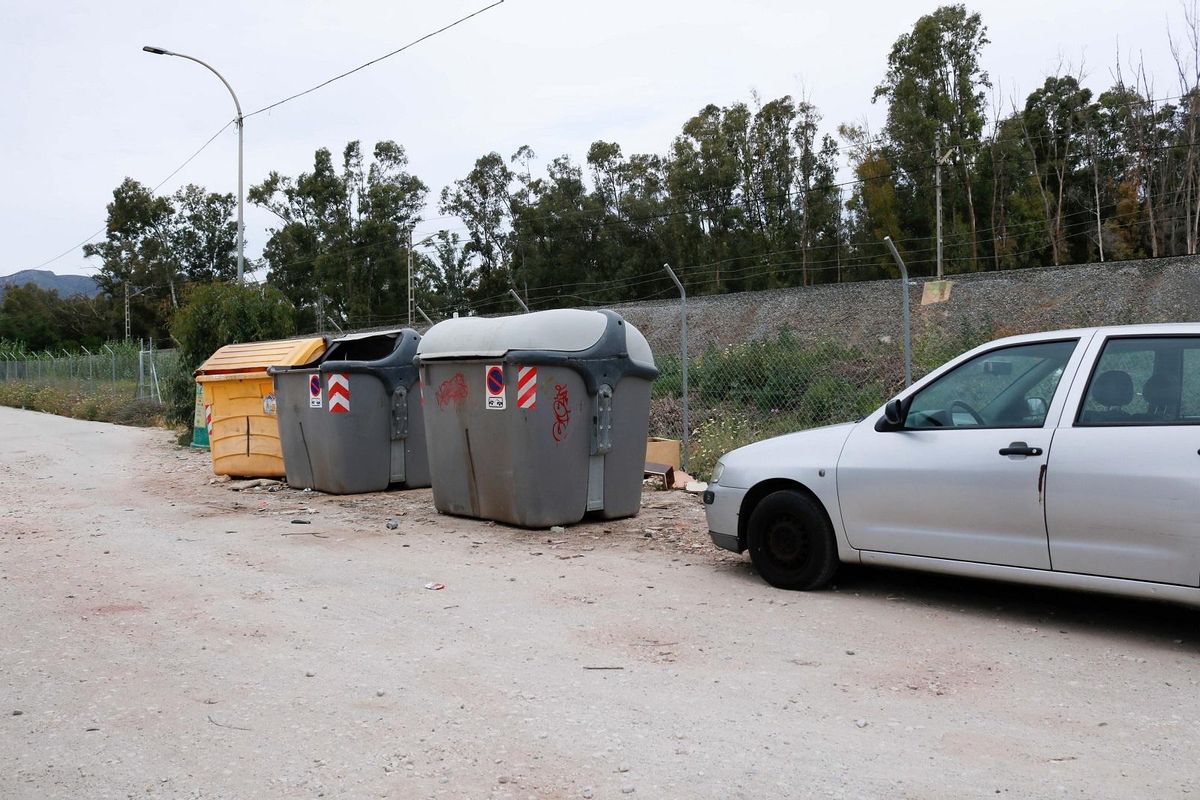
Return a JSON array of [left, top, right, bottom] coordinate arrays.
[[875, 398, 906, 432], [1026, 397, 1047, 417]]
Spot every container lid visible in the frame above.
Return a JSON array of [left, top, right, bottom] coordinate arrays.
[[331, 327, 405, 343], [195, 336, 327, 379], [417, 309, 654, 370], [318, 328, 422, 394]]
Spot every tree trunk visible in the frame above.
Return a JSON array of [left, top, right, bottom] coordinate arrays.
[[990, 142, 1002, 270], [1019, 120, 1060, 266], [962, 161, 978, 269]]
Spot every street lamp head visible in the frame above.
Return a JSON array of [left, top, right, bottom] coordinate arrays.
[[140, 42, 245, 282]]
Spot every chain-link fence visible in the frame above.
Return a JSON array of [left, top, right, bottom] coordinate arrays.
[[0, 341, 178, 423], [0, 285, 935, 477], [326, 296, 921, 480], [645, 324, 911, 478]]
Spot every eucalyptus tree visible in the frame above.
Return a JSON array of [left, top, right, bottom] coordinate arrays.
[[83, 177, 178, 336], [439, 152, 514, 308], [874, 4, 991, 268], [170, 184, 238, 284], [252, 141, 426, 329]]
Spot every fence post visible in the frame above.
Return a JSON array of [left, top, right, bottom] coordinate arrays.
[[883, 236, 913, 387], [104, 344, 116, 388], [663, 263, 690, 473], [508, 289, 530, 313]]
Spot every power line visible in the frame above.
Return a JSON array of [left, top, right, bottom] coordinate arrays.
[[151, 119, 236, 192], [244, 1, 506, 119], [22, 3, 505, 274], [25, 119, 237, 273]]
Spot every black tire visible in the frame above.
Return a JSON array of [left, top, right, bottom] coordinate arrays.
[[746, 490, 839, 590]]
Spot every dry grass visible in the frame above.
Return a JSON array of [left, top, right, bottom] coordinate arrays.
[[0, 382, 165, 427]]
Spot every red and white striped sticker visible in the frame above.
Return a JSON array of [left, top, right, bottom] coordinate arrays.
[[204, 404, 213, 436], [327, 373, 350, 413], [517, 366, 537, 409]]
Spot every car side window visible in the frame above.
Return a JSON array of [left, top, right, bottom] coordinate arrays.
[[905, 340, 1078, 430], [1077, 336, 1200, 426]]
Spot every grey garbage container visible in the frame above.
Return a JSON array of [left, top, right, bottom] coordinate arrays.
[[415, 309, 658, 528], [270, 328, 430, 494]]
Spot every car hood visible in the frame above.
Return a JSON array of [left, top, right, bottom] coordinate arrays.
[[716, 421, 858, 489]]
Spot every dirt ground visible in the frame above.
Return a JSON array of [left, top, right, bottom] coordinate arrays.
[[1, 406, 1198, 800]]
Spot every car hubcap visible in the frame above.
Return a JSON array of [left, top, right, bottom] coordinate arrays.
[[766, 515, 808, 566]]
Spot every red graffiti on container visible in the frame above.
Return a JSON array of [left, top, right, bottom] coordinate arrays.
[[436, 373, 468, 409], [551, 384, 571, 442]]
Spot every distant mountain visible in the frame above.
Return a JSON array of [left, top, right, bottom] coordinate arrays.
[[0, 270, 100, 299]]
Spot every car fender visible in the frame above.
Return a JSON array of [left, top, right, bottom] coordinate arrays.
[[716, 422, 859, 560]]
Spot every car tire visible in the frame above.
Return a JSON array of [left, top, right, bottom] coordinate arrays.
[[747, 490, 839, 590]]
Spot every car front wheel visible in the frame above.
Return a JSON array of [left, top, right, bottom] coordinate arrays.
[[747, 490, 839, 590]]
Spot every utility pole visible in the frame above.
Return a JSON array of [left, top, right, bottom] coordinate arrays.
[[934, 132, 956, 280], [407, 232, 436, 327], [407, 228, 414, 327], [935, 131, 943, 280], [1091, 138, 1105, 263], [125, 283, 152, 341], [836, 186, 844, 283]]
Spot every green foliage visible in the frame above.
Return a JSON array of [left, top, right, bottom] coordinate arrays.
[[657, 325, 1009, 479], [912, 317, 997, 374], [170, 184, 239, 283], [689, 333, 866, 413], [252, 140, 429, 329], [74, 177, 243, 343], [439, 152, 513, 311], [0, 285, 118, 351], [652, 333, 894, 477], [165, 282, 297, 424]]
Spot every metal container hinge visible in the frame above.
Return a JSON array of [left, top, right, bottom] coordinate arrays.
[[390, 386, 408, 440], [591, 385, 613, 455]]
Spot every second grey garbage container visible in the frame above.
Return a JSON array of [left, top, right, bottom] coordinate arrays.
[[416, 309, 658, 528], [270, 328, 430, 494]]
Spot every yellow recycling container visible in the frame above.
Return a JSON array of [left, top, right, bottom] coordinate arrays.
[[195, 337, 327, 478]]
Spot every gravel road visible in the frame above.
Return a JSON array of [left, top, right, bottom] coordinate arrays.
[[1, 407, 1197, 799]]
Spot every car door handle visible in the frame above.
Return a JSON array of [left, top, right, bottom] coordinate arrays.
[[999, 442, 1042, 457]]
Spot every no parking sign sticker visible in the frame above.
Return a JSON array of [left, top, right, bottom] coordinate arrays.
[[309, 374, 322, 408], [485, 364, 506, 410]]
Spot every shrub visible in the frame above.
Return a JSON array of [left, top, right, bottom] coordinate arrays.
[[165, 282, 298, 425], [648, 331, 899, 477]]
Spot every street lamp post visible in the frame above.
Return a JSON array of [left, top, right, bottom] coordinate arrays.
[[408, 231, 436, 327], [142, 45, 245, 282]]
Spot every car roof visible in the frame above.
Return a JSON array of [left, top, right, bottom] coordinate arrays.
[[984, 322, 1200, 349]]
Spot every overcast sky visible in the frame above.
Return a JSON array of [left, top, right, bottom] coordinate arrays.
[[1, 0, 1189, 279]]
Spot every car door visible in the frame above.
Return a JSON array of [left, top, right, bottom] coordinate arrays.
[[1046, 334, 1200, 586], [837, 337, 1087, 568]]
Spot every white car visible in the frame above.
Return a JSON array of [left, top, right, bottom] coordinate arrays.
[[703, 324, 1200, 605]]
